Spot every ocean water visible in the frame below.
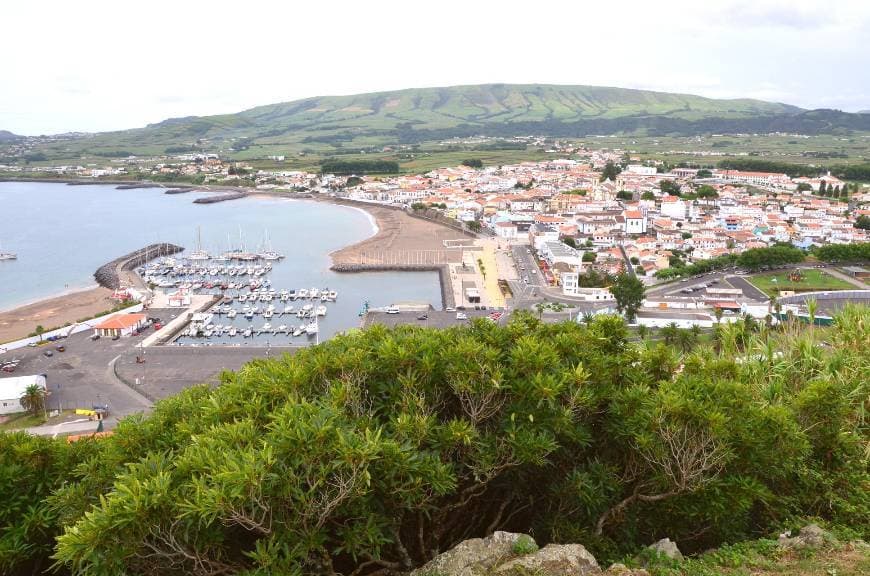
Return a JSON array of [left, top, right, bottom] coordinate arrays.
[[0, 182, 441, 338]]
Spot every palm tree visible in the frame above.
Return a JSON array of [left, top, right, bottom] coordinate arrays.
[[637, 324, 649, 340], [661, 322, 679, 346], [676, 329, 694, 353], [19, 384, 45, 417], [713, 307, 723, 325]]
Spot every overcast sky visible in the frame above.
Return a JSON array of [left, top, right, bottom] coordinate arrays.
[[2, 0, 868, 135]]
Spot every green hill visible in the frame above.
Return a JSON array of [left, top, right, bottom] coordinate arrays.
[[11, 84, 870, 162]]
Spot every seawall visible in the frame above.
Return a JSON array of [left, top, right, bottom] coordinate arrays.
[[94, 243, 184, 290]]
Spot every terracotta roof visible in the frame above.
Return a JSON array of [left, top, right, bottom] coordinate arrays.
[[94, 313, 146, 330]]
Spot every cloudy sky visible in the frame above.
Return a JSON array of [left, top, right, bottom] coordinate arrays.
[[2, 0, 868, 135]]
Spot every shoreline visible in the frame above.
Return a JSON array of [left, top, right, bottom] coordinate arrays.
[[0, 186, 463, 342], [0, 286, 114, 345]]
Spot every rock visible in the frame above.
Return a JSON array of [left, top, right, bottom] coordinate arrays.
[[646, 538, 683, 561], [604, 563, 650, 575], [411, 531, 526, 576], [494, 543, 599, 576], [778, 523, 832, 550]]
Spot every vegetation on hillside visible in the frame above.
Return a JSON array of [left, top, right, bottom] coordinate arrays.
[[0, 306, 867, 575]]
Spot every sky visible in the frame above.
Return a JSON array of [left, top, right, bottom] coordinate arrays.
[[2, 0, 869, 135]]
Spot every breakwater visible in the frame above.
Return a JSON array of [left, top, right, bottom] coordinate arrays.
[[94, 243, 184, 289], [331, 263, 454, 309], [164, 187, 198, 194], [116, 183, 163, 190], [193, 191, 247, 204]]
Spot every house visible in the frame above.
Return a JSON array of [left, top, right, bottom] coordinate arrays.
[[494, 221, 519, 239], [560, 271, 616, 300], [93, 313, 147, 338], [624, 210, 647, 234], [0, 375, 47, 415]]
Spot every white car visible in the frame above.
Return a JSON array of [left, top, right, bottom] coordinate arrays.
[[386, 307, 400, 314]]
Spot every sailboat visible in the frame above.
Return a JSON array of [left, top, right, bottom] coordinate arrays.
[[258, 229, 284, 261], [188, 226, 211, 261]]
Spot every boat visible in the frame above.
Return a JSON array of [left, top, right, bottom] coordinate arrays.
[[188, 227, 211, 261], [309, 288, 320, 299], [328, 290, 337, 301], [277, 324, 288, 334], [297, 288, 309, 299], [227, 310, 237, 319], [292, 326, 304, 337], [261, 323, 272, 332], [283, 305, 295, 314], [305, 320, 318, 336], [263, 310, 273, 319], [315, 305, 327, 317], [243, 328, 252, 338], [229, 327, 237, 337]]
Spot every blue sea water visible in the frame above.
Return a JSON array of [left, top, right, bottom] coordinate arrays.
[[0, 182, 441, 338]]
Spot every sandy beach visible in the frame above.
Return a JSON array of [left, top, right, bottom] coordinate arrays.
[[0, 287, 113, 344], [328, 201, 469, 267]]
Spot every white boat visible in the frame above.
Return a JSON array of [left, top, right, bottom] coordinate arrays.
[[292, 326, 304, 337], [228, 310, 237, 319], [309, 288, 320, 299], [328, 290, 337, 301], [316, 305, 327, 317], [297, 288, 309, 299], [302, 304, 313, 312], [263, 310, 273, 319], [305, 321, 318, 336], [283, 305, 295, 314], [229, 327, 237, 337], [261, 323, 272, 332], [277, 324, 288, 333], [244, 309, 254, 319], [188, 227, 211, 261], [243, 328, 252, 338]]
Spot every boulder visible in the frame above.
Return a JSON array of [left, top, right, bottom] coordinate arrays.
[[494, 543, 599, 576], [646, 538, 683, 561], [778, 523, 832, 550], [411, 531, 526, 576]]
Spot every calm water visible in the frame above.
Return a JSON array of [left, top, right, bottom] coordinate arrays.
[[0, 182, 441, 339]]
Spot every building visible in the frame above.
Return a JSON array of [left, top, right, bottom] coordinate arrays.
[[93, 313, 146, 338], [0, 375, 47, 415], [624, 210, 647, 234], [560, 272, 616, 301]]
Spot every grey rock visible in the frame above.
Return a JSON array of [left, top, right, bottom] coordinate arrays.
[[494, 543, 599, 576], [778, 523, 831, 549], [647, 538, 683, 561], [411, 531, 526, 576]]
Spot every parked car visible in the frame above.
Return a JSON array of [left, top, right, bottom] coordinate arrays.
[[385, 307, 400, 315], [43, 350, 54, 357], [55, 345, 65, 352], [416, 314, 428, 321], [90, 334, 100, 341], [112, 334, 120, 341], [1, 365, 15, 373], [445, 307, 456, 312]]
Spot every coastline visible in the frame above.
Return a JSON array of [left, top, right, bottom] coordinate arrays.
[[0, 187, 462, 343], [0, 286, 113, 345]]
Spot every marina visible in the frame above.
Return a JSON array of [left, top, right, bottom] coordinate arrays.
[[0, 181, 443, 342]]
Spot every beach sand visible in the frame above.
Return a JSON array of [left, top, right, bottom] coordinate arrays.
[[329, 202, 468, 266], [0, 287, 113, 344]]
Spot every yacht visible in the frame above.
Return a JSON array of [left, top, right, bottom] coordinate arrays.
[[263, 310, 273, 319], [315, 305, 327, 317], [305, 320, 318, 336], [292, 326, 304, 337], [227, 310, 237, 319], [229, 327, 237, 337], [0, 248, 17, 261], [188, 227, 211, 261], [277, 324, 288, 334], [328, 290, 337, 301], [243, 328, 252, 338]]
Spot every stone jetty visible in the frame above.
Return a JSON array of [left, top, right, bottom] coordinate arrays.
[[94, 243, 183, 290]]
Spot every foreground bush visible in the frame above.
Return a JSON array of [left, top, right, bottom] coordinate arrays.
[[1, 309, 868, 575]]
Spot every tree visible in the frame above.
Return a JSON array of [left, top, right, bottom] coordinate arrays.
[[636, 324, 649, 340], [641, 191, 656, 201], [695, 185, 718, 199], [34, 325, 45, 341], [610, 274, 645, 323], [854, 215, 870, 230], [467, 220, 482, 233], [19, 384, 45, 417], [563, 237, 578, 249], [659, 179, 681, 196], [818, 180, 827, 195], [616, 190, 633, 200], [461, 159, 483, 168], [660, 322, 679, 345], [582, 251, 597, 263], [714, 306, 724, 324], [696, 169, 713, 178], [797, 182, 812, 192], [600, 161, 622, 182]]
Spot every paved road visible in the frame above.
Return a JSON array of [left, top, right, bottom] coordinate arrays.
[[511, 245, 545, 288]]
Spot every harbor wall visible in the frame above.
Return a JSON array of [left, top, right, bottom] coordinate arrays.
[[94, 243, 184, 290], [331, 263, 455, 309]]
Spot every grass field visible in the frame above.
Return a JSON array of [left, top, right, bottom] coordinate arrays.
[[0, 412, 46, 431], [749, 269, 855, 297]]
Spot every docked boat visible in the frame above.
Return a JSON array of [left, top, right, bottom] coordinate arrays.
[[305, 320, 318, 336], [188, 227, 211, 261], [292, 326, 304, 337], [315, 305, 327, 317], [229, 327, 237, 337]]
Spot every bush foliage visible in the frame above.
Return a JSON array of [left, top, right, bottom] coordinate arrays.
[[1, 309, 868, 575]]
